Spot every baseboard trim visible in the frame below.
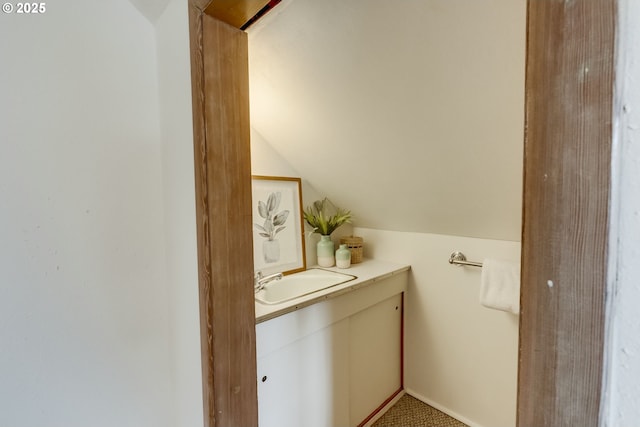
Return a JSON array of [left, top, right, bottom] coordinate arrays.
[[359, 388, 405, 427], [404, 388, 481, 427]]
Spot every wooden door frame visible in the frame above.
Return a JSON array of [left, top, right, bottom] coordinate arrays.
[[518, 1, 614, 425], [187, 1, 616, 426], [188, 1, 258, 426]]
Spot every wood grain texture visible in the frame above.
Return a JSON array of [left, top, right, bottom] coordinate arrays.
[[205, 0, 271, 29], [191, 0, 213, 12], [189, 3, 258, 426], [188, 4, 213, 423], [518, 1, 615, 426]]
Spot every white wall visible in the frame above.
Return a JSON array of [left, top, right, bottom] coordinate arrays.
[[603, 1, 640, 425], [155, 1, 203, 426], [0, 1, 173, 426], [248, 0, 526, 241], [355, 228, 519, 427]]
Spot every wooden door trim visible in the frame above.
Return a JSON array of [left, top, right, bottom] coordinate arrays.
[[518, 1, 614, 425], [188, 2, 258, 426]]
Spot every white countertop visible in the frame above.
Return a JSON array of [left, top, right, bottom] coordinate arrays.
[[255, 258, 410, 323]]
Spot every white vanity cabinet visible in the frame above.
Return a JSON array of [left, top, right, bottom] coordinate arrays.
[[256, 269, 407, 427]]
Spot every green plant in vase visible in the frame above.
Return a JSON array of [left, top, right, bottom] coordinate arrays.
[[303, 198, 352, 267]]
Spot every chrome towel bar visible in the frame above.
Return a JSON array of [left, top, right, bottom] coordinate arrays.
[[448, 251, 483, 268]]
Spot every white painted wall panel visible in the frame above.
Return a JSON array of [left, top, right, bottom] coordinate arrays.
[[603, 1, 640, 425], [155, 1, 204, 426], [0, 1, 172, 426]]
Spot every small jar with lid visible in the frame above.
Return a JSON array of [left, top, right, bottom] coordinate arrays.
[[335, 244, 351, 269]]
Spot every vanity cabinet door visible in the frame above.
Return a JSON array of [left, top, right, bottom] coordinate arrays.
[[349, 293, 403, 426], [256, 318, 350, 427], [255, 271, 407, 427]]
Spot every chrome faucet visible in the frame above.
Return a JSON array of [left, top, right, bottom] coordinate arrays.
[[254, 271, 283, 292]]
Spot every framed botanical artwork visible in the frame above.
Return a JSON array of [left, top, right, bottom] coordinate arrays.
[[251, 176, 306, 276]]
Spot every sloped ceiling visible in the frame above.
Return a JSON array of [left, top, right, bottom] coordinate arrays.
[[247, 0, 526, 241]]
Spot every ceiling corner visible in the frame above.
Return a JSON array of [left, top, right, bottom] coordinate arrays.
[[128, 0, 171, 25]]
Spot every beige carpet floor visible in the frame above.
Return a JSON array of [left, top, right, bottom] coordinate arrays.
[[372, 394, 467, 427]]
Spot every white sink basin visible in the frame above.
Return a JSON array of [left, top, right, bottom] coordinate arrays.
[[255, 268, 357, 305]]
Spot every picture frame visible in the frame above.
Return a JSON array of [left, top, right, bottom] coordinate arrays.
[[251, 175, 306, 276]]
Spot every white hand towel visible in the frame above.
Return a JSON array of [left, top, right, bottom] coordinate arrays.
[[480, 258, 521, 314]]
